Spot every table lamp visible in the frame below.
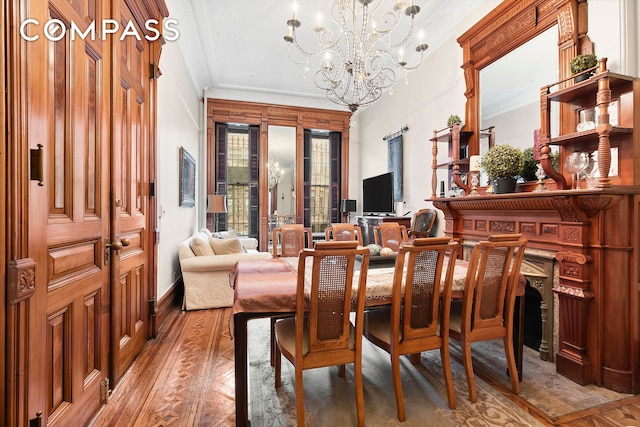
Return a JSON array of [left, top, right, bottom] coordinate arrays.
[[469, 155, 482, 196], [207, 194, 227, 231], [341, 199, 356, 222]]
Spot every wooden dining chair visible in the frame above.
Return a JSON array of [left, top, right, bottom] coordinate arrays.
[[272, 224, 312, 257], [274, 241, 370, 427], [408, 208, 437, 238], [325, 223, 364, 245], [373, 222, 409, 251], [449, 233, 527, 403], [362, 237, 459, 421]]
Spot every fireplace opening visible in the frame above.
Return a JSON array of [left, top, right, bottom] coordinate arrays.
[[522, 281, 542, 350]]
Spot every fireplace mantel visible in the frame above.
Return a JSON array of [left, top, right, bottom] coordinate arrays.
[[432, 188, 640, 393]]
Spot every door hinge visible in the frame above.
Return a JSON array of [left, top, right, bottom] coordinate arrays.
[[149, 180, 155, 197], [101, 378, 110, 404], [29, 411, 42, 427], [149, 63, 159, 79], [104, 239, 111, 265], [148, 297, 156, 317]]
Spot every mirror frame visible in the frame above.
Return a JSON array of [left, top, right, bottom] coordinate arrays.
[[457, 0, 592, 178]]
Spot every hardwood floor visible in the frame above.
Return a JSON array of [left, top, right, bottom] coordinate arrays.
[[90, 306, 640, 427]]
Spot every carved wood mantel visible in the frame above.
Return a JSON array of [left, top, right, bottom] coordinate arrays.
[[433, 188, 640, 393]]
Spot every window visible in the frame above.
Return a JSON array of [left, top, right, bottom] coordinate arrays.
[[310, 134, 330, 232], [227, 129, 249, 235]]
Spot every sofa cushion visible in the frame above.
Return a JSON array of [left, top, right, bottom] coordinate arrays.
[[210, 237, 244, 254], [190, 235, 215, 256], [212, 229, 238, 240]]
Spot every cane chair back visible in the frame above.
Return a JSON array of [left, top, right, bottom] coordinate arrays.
[[373, 222, 409, 251], [363, 237, 459, 420], [408, 209, 437, 238], [272, 224, 312, 257], [325, 223, 364, 245], [449, 234, 527, 403], [274, 241, 370, 426]]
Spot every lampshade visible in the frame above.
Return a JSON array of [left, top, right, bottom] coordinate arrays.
[[469, 155, 482, 172], [207, 195, 227, 214], [341, 199, 356, 213]]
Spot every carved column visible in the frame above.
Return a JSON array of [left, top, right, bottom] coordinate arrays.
[[553, 251, 594, 385]]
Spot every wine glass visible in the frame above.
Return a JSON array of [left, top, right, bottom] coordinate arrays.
[[564, 153, 589, 189], [564, 154, 579, 189]]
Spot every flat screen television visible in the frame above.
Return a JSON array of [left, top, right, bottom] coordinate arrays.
[[362, 172, 394, 215]]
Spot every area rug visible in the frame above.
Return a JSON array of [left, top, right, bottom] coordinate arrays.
[[245, 317, 634, 426]]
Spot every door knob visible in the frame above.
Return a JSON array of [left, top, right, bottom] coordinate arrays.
[[106, 237, 131, 252]]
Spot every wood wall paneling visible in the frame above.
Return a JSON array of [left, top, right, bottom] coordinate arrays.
[[207, 99, 351, 250]]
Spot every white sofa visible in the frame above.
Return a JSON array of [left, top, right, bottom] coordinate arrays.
[[178, 229, 272, 310]]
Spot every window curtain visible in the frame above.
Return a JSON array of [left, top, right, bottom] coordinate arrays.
[[214, 123, 228, 231], [303, 129, 312, 228], [388, 135, 403, 202], [329, 131, 342, 224], [247, 125, 259, 239]]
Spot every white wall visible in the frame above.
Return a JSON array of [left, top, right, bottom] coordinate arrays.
[[156, 40, 203, 300]]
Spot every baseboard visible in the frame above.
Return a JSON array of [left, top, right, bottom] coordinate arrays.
[[156, 277, 183, 332]]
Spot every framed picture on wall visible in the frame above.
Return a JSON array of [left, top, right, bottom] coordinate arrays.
[[179, 146, 196, 207]]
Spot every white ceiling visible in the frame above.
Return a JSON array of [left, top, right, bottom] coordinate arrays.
[[165, 0, 491, 104]]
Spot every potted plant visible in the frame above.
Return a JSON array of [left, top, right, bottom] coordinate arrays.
[[521, 147, 559, 181], [570, 54, 598, 83], [481, 144, 524, 193], [447, 114, 462, 127]]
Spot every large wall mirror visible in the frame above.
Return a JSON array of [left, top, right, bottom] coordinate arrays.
[[480, 25, 559, 149], [267, 126, 296, 237], [458, 0, 591, 176]]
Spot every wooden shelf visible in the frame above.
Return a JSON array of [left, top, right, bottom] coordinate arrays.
[[549, 127, 633, 146], [547, 71, 635, 104]]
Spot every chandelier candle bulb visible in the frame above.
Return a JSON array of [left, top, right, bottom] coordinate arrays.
[[470, 155, 482, 172]]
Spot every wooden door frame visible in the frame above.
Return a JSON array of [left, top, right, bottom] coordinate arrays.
[[1, 0, 7, 422], [206, 99, 352, 251]]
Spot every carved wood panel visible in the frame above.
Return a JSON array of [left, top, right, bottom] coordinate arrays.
[[38, 1, 112, 425], [110, 0, 151, 385]]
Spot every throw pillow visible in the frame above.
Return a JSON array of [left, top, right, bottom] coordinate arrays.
[[209, 237, 243, 254], [190, 235, 215, 256], [212, 229, 238, 240]]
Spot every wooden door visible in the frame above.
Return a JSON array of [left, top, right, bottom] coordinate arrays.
[[109, 0, 153, 384], [13, 0, 159, 425], [24, 1, 113, 425]]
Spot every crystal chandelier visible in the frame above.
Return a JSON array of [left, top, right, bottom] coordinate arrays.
[[268, 159, 283, 189], [284, 0, 428, 112]]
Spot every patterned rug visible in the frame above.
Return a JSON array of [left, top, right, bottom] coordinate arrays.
[[247, 318, 631, 426]]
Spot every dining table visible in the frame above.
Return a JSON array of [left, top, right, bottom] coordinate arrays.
[[229, 256, 526, 426]]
